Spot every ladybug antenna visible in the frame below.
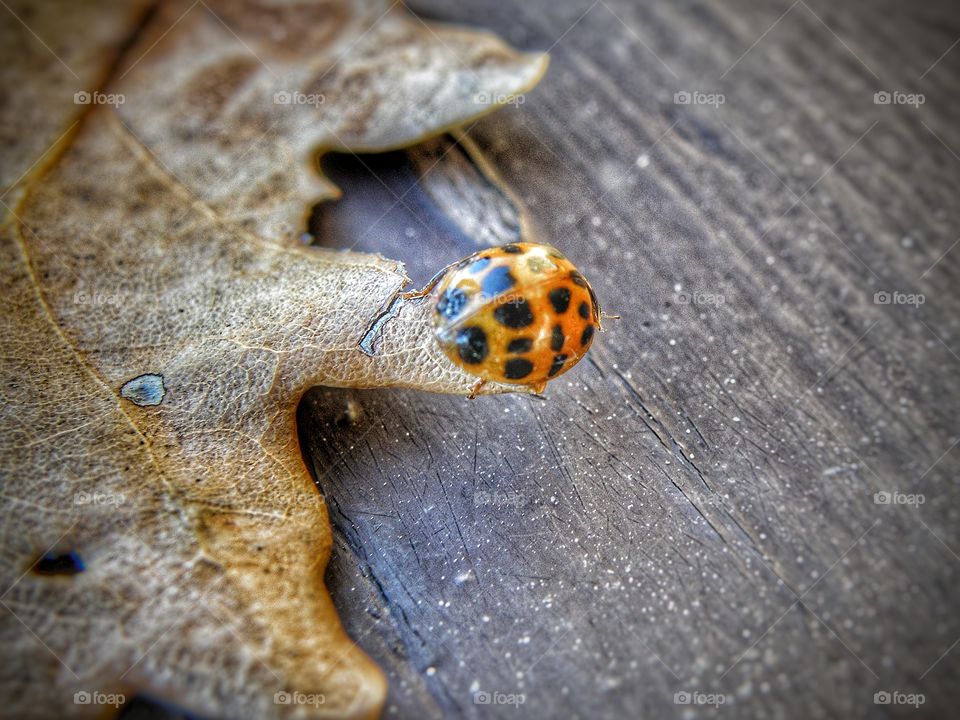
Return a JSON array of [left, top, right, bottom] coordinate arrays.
[[598, 310, 620, 330]]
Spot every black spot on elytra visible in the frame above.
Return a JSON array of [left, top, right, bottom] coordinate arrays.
[[456, 326, 488, 364], [502, 244, 523, 254], [33, 550, 84, 576], [494, 298, 534, 328], [507, 337, 533, 353], [578, 300, 590, 319], [437, 287, 468, 319], [551, 324, 565, 351], [481, 266, 516, 297], [570, 271, 588, 288], [468, 256, 491, 274], [548, 354, 568, 377], [549, 287, 571, 314], [504, 358, 533, 379], [580, 325, 595, 346]]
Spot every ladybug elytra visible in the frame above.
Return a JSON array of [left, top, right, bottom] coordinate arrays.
[[432, 242, 600, 393]]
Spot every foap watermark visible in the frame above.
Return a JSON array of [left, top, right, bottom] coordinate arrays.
[[287, 491, 323, 507], [74, 491, 126, 507], [74, 289, 123, 307], [874, 491, 925, 507], [674, 691, 727, 707], [874, 91, 924, 108], [874, 290, 924, 307], [874, 690, 925, 708], [273, 90, 325, 107], [74, 90, 125, 107], [473, 690, 526, 707], [74, 691, 125, 707], [674, 90, 725, 108], [474, 91, 525, 107], [474, 489, 523, 508], [274, 691, 326, 707], [676, 291, 725, 306]]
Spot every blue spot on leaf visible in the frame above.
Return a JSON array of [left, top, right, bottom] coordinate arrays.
[[120, 374, 166, 406]]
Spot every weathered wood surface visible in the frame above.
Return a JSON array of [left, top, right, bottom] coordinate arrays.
[[299, 0, 960, 718]]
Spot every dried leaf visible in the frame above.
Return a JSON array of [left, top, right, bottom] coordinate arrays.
[[0, 1, 546, 717]]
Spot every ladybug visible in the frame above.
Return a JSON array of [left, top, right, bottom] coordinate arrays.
[[431, 242, 600, 394]]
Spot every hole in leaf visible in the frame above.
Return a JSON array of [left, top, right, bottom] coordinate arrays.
[[117, 694, 201, 719], [32, 550, 85, 576]]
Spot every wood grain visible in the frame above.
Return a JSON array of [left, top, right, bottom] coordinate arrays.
[[299, 0, 960, 717]]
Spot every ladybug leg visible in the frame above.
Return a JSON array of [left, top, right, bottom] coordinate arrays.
[[468, 378, 487, 399], [402, 260, 460, 300], [401, 286, 433, 300], [530, 380, 548, 395]]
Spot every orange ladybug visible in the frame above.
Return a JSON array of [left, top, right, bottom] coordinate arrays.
[[432, 242, 600, 394]]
